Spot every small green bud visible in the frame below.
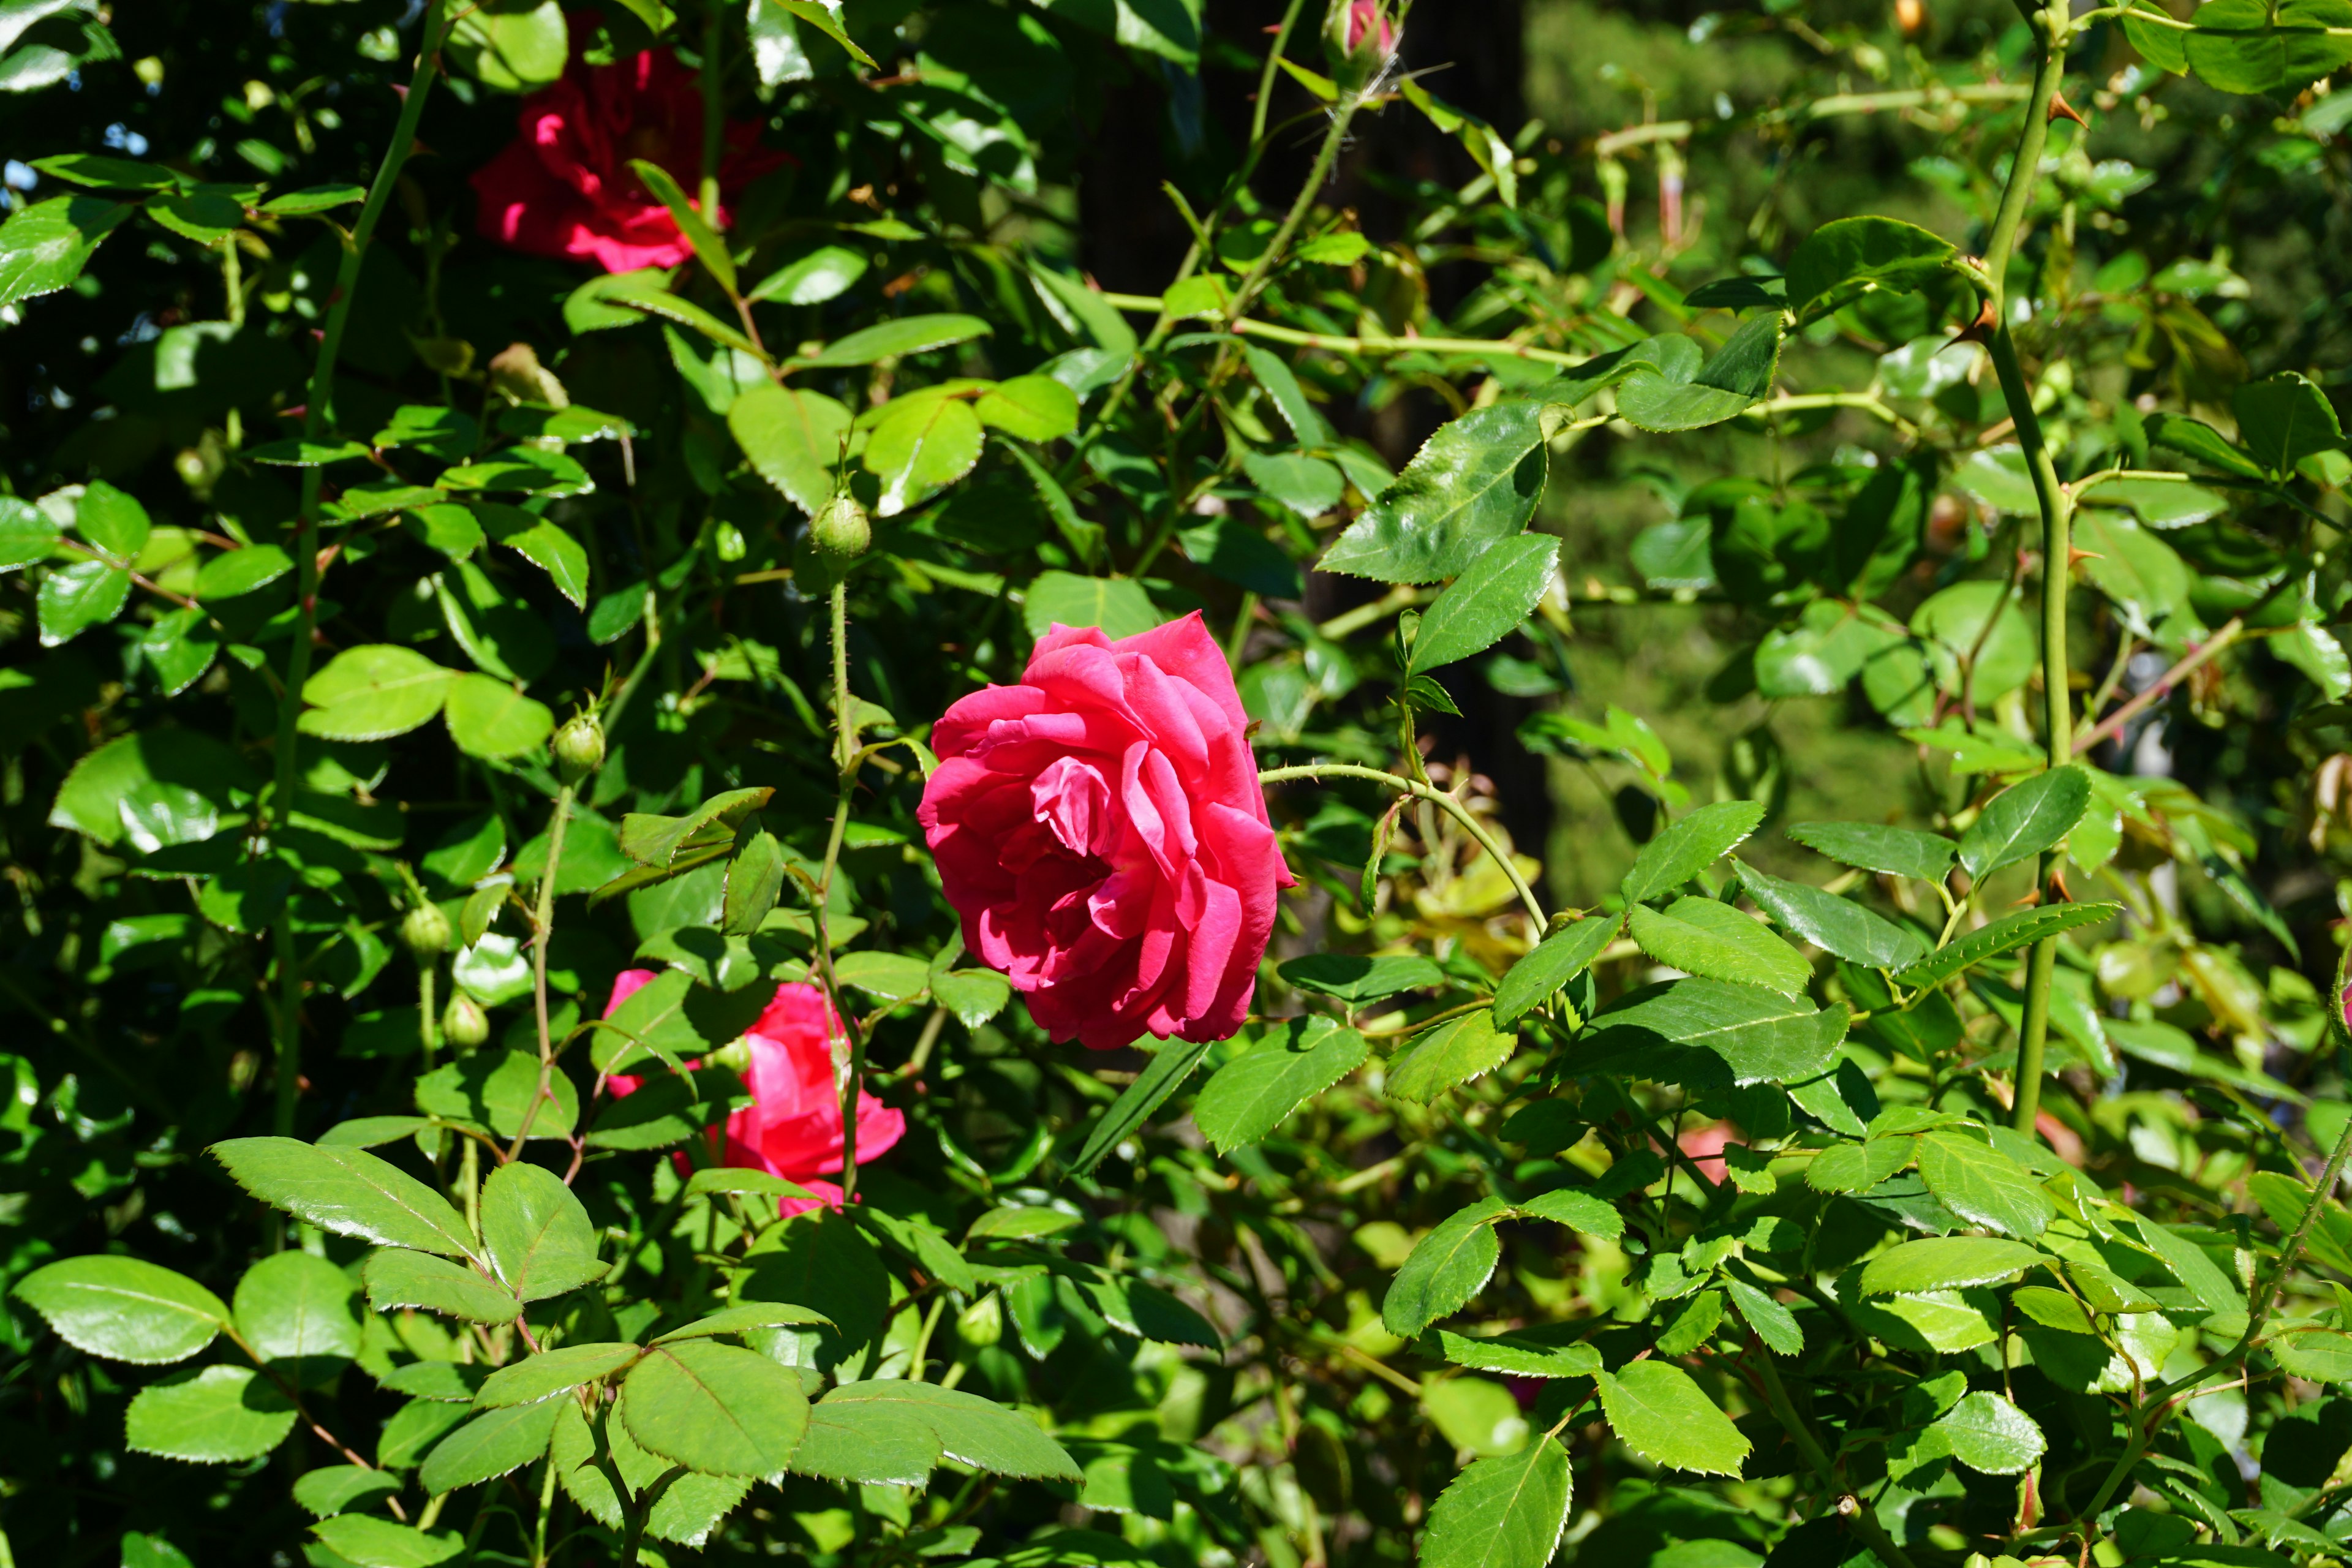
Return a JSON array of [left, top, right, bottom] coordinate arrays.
[[552, 713, 605, 785], [708, 1035, 756, 1074], [812, 491, 872, 562], [957, 1292, 1004, 1348], [399, 900, 452, 959], [442, 990, 491, 1050]]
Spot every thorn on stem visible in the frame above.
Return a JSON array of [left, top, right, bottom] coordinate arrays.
[[2048, 89, 2090, 127]]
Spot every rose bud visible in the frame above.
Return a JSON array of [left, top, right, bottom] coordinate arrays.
[[1324, 0, 1398, 91], [399, 901, 452, 960], [552, 712, 605, 785], [958, 1292, 1005, 1348], [443, 991, 491, 1050], [603, 970, 905, 1216], [812, 491, 872, 562], [918, 612, 1294, 1050]]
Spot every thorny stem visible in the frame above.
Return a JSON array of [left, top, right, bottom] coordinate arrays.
[[823, 576, 873, 1204], [1977, 0, 2074, 1138], [1223, 75, 1366, 328], [270, 0, 450, 1147], [1257, 763, 1545, 926], [506, 780, 576, 1159], [1249, 0, 1310, 146]]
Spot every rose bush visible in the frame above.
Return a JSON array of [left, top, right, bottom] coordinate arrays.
[[920, 614, 1292, 1050]]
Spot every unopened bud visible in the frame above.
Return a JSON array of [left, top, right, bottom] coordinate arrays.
[[708, 1035, 756, 1074], [812, 491, 871, 562], [442, 991, 490, 1049], [551, 713, 605, 784], [958, 1292, 1004, 1348], [1323, 0, 1397, 90], [400, 901, 452, 959]]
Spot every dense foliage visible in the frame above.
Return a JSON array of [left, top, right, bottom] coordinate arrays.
[[10, 1, 2352, 1566]]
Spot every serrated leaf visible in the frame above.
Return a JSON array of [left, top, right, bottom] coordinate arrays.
[[361, 1251, 518, 1325], [1959, 766, 2092, 879], [126, 1365, 296, 1463], [1932, 1391, 2045, 1474], [1382, 1196, 1510, 1336], [213, 1138, 478, 1258], [480, 1160, 604, 1302], [1593, 1361, 1751, 1476], [1616, 311, 1784, 432], [443, 673, 554, 760], [865, 393, 985, 517], [12, 1256, 226, 1365], [622, 1339, 810, 1477], [1726, 1276, 1804, 1354], [1585, 978, 1849, 1085], [1785, 820, 1955, 882], [1493, 915, 1620, 1025], [549, 1398, 751, 1546], [1858, 1236, 2046, 1295], [1386, 1010, 1516, 1103], [1408, 533, 1561, 673], [793, 1381, 1080, 1483], [1915, 1130, 2056, 1239], [1436, 1327, 1602, 1379], [1629, 898, 1811, 996], [1518, 1187, 1624, 1239], [298, 646, 454, 742], [1805, 1136, 1917, 1193], [1022, 570, 1163, 641], [1317, 402, 1547, 584], [1786, 215, 1958, 313], [1420, 1436, 1573, 1568], [653, 1303, 832, 1343], [0, 195, 134, 309], [1192, 1017, 1368, 1153], [1069, 1036, 1215, 1177], [801, 313, 991, 368], [1733, 862, 1927, 970], [418, 1398, 565, 1495], [1622, 800, 1766, 905], [974, 375, 1079, 442], [1889, 902, 2117, 989], [233, 1250, 363, 1377], [308, 1515, 467, 1567], [480, 505, 590, 609], [1277, 952, 1446, 1004], [619, 787, 774, 869], [476, 1343, 641, 1408]]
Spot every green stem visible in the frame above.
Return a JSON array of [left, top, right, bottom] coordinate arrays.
[[821, 576, 872, 1204], [1978, 2, 2073, 1138], [1257, 763, 1545, 925], [620, 1465, 688, 1563], [1753, 1351, 1921, 1568], [270, 0, 450, 1140], [505, 781, 575, 1159], [1248, 0, 1310, 146], [418, 960, 440, 1073], [1224, 89, 1362, 328]]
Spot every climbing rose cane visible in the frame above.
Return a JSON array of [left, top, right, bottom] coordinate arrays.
[[470, 38, 786, 273], [603, 970, 903, 1214], [918, 613, 1293, 1050]]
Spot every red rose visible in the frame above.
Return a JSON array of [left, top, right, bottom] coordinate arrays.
[[603, 970, 903, 1214], [917, 613, 1294, 1050], [470, 41, 786, 274]]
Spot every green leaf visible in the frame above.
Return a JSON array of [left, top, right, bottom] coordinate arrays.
[[480, 505, 590, 609], [1725, 1276, 1803, 1354], [794, 1380, 1081, 1483], [361, 1250, 519, 1325], [1959, 766, 2092, 879], [734, 385, 856, 514], [2073, 510, 2191, 635], [1278, 952, 1446, 1004], [1420, 1436, 1574, 1568], [232, 1250, 363, 1378], [148, 187, 245, 244], [1805, 1136, 1918, 1193], [1387, 1010, 1517, 1104], [2181, 0, 2352, 93], [1931, 1392, 2046, 1474], [308, 1515, 467, 1567], [721, 829, 786, 937], [1629, 898, 1811, 997], [865, 393, 985, 516], [747, 244, 869, 305], [975, 375, 1080, 442], [550, 1399, 752, 1546], [32, 153, 180, 190], [586, 1064, 747, 1151], [476, 1345, 644, 1411], [1785, 215, 1958, 314], [2234, 371, 2345, 476], [74, 479, 150, 559], [36, 558, 129, 646], [2148, 412, 2266, 479], [618, 787, 774, 870], [1436, 1327, 1602, 1379], [1240, 450, 1345, 519], [1858, 1236, 2046, 1295], [2011, 1286, 2098, 1335], [801, 313, 992, 368], [1616, 311, 1784, 432], [1593, 1361, 1751, 1476], [627, 158, 734, 294], [1493, 916, 1621, 1025], [1888, 902, 2117, 989], [213, 1137, 478, 1258], [1242, 344, 1333, 444], [763, 0, 878, 67], [415, 1047, 580, 1142], [1733, 863, 1927, 970], [1621, 799, 1766, 904], [298, 646, 455, 742], [835, 949, 933, 1005], [1318, 402, 1548, 584], [447, 0, 568, 92], [930, 968, 1012, 1028], [293, 1465, 405, 1518], [592, 967, 710, 1074], [0, 194, 134, 308], [1069, 1036, 1215, 1177], [126, 1364, 296, 1463], [194, 543, 293, 600], [1192, 1017, 1368, 1152], [1915, 1130, 2056, 1239], [1518, 1187, 1624, 1239], [138, 607, 220, 696], [11, 1256, 227, 1364], [1023, 570, 1163, 641], [1586, 978, 1849, 1085], [443, 673, 554, 760], [0, 494, 61, 571], [620, 1339, 812, 1477], [1785, 820, 1954, 882], [418, 1398, 565, 1494], [261, 184, 368, 216], [654, 1303, 833, 1343], [1382, 1196, 1510, 1336], [480, 1160, 605, 1302], [1408, 534, 1561, 673], [612, 281, 762, 356]]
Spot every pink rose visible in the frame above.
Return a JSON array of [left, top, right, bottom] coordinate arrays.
[[917, 613, 1294, 1050], [603, 969, 903, 1215], [1344, 0, 1395, 55], [469, 39, 788, 274]]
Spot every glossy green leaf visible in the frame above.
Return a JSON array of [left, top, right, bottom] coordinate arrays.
[[213, 1137, 478, 1257], [1733, 863, 1927, 970], [2180, 0, 2352, 94], [763, 0, 878, 67], [1725, 1276, 1803, 1354], [1493, 916, 1620, 1025], [1192, 1017, 1368, 1153], [1593, 1361, 1751, 1476], [1436, 1327, 1602, 1379], [418, 1398, 565, 1494], [2073, 510, 2191, 634], [36, 557, 129, 646], [32, 153, 179, 190], [1785, 820, 1955, 882], [793, 1380, 1081, 1483], [620, 1339, 812, 1476], [1805, 1136, 1917, 1193], [653, 1303, 832, 1343], [0, 194, 134, 308], [627, 158, 734, 293], [1858, 1236, 2046, 1295], [1408, 533, 1561, 673], [1629, 897, 1811, 996], [261, 184, 368, 216], [2234, 370, 2345, 475], [747, 244, 868, 305], [126, 1365, 295, 1463], [232, 1250, 363, 1376], [1621, 799, 1766, 904], [1386, 1010, 1516, 1104], [480, 1160, 604, 1302], [1240, 450, 1345, 519], [1319, 401, 1547, 583], [1586, 978, 1849, 1085], [443, 673, 554, 760], [1959, 766, 2092, 879], [802, 313, 992, 368], [1420, 1436, 1573, 1568], [447, 0, 568, 92], [12, 1256, 226, 1364], [1278, 952, 1446, 1004], [480, 505, 590, 609], [1889, 902, 2118, 989], [0, 494, 61, 571], [1785, 215, 1958, 313], [1916, 1130, 2054, 1239], [194, 543, 293, 600], [298, 646, 455, 742], [1023, 570, 1163, 641], [1932, 1392, 2046, 1474], [865, 393, 985, 516], [308, 1515, 467, 1567], [2148, 412, 2266, 478], [1381, 1196, 1510, 1336], [293, 1465, 404, 1519], [1518, 1187, 1624, 1239], [974, 375, 1080, 442], [1069, 1036, 1215, 1177], [361, 1250, 519, 1325], [1616, 310, 1784, 432], [549, 1398, 752, 1546]]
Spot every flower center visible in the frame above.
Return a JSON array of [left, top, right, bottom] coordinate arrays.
[[1030, 755, 1110, 860]]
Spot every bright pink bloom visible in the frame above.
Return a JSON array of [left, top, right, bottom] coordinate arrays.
[[917, 613, 1293, 1051], [603, 969, 903, 1216], [470, 42, 787, 273], [1344, 1, 1395, 55]]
